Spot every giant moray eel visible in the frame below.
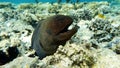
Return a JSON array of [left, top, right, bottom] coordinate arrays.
[[31, 15, 78, 59]]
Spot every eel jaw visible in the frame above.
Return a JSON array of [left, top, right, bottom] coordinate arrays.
[[58, 22, 72, 34], [55, 24, 79, 42]]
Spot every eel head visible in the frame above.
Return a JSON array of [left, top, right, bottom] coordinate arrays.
[[46, 15, 79, 41]]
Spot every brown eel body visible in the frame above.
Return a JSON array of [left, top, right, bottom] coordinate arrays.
[[31, 15, 78, 59]]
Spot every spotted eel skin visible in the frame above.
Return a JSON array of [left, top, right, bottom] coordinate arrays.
[[31, 15, 78, 59]]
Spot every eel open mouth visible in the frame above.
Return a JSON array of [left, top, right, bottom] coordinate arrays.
[[59, 22, 72, 33]]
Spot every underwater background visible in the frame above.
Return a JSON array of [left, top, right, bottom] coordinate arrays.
[[0, 0, 119, 3], [0, 0, 120, 6], [0, 0, 120, 67]]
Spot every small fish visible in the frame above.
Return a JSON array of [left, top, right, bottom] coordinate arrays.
[[97, 13, 106, 19], [31, 15, 78, 59]]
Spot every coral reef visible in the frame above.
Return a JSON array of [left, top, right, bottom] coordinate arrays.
[[0, 2, 13, 8], [0, 2, 120, 68], [40, 43, 96, 68], [88, 19, 114, 42], [106, 37, 120, 54], [70, 8, 93, 23], [0, 57, 41, 68], [1, 43, 120, 68]]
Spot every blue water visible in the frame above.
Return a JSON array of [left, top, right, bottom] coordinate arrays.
[[0, 0, 111, 4], [0, 0, 119, 5]]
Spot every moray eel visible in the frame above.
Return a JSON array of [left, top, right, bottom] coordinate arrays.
[[31, 15, 78, 59]]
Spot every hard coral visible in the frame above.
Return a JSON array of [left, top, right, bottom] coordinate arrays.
[[71, 8, 93, 23], [89, 19, 116, 42], [41, 43, 96, 68]]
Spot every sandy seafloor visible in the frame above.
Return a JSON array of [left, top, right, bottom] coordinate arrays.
[[0, 1, 120, 68]]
